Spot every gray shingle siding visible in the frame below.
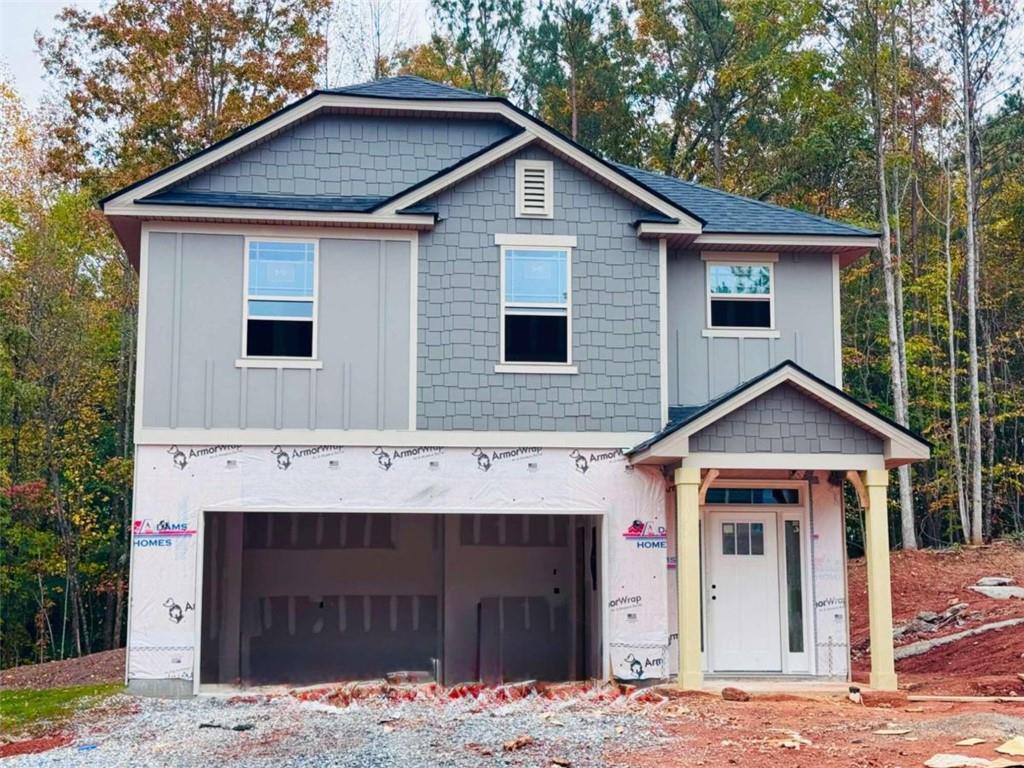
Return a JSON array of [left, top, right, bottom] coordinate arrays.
[[416, 146, 661, 432], [690, 383, 884, 454], [172, 114, 514, 199]]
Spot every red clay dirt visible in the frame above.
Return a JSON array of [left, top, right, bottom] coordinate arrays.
[[848, 541, 1024, 696], [0, 733, 74, 758], [623, 695, 1024, 768], [0, 648, 124, 690]]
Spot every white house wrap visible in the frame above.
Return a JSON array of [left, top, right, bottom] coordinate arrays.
[[128, 444, 671, 685]]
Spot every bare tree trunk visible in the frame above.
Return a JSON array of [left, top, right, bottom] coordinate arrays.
[[891, 164, 916, 548], [982, 315, 996, 536], [959, 0, 984, 544], [870, 58, 915, 548], [942, 153, 969, 541]]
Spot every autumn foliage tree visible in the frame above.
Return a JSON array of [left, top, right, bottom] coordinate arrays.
[[37, 0, 331, 193]]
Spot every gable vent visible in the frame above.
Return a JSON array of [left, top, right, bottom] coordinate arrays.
[[516, 160, 554, 218]]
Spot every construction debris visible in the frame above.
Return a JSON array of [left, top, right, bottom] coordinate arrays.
[[502, 734, 535, 752], [721, 686, 751, 702], [969, 586, 1024, 600], [924, 756, 998, 768], [894, 603, 971, 641], [996, 737, 1024, 756], [976, 577, 1016, 587], [874, 728, 913, 735], [895, 619, 1024, 661]]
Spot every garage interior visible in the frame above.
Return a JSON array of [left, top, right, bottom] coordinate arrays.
[[199, 511, 603, 687]]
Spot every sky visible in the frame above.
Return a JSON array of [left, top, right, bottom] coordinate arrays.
[[0, 0, 433, 110], [0, 0, 104, 108]]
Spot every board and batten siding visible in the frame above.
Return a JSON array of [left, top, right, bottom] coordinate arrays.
[[667, 250, 838, 406], [416, 145, 663, 433], [141, 232, 411, 431]]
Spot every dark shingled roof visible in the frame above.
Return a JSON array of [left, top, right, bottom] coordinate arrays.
[[108, 76, 879, 241], [324, 75, 489, 101], [627, 360, 929, 456], [614, 163, 877, 237], [140, 190, 390, 213]]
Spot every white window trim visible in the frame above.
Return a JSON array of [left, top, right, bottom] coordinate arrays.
[[241, 236, 320, 361], [515, 159, 554, 219], [704, 258, 775, 332], [498, 241, 574, 371]]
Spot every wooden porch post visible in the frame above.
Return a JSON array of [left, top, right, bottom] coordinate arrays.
[[863, 469, 897, 691], [674, 466, 703, 690]]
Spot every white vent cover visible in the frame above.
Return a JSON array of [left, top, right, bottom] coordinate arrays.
[[515, 160, 553, 218]]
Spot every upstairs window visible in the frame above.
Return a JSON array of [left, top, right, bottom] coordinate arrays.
[[244, 239, 317, 358], [501, 246, 570, 364], [706, 261, 774, 329], [515, 159, 553, 218]]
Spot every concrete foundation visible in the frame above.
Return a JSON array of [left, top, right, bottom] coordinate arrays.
[[127, 678, 194, 698]]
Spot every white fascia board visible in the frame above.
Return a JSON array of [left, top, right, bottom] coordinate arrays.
[[694, 233, 881, 249], [637, 222, 703, 237], [494, 233, 577, 247], [104, 92, 702, 230], [378, 131, 536, 214], [680, 452, 886, 471], [103, 202, 436, 228], [134, 427, 652, 449]]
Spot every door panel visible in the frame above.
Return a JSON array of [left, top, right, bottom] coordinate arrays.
[[708, 512, 781, 672]]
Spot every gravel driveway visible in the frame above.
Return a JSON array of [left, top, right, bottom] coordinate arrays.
[[5, 687, 663, 767]]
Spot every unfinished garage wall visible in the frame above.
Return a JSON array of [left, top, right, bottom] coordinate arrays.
[[444, 514, 578, 684], [127, 445, 669, 692], [201, 513, 442, 686]]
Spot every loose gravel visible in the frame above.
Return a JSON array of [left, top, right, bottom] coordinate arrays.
[[5, 689, 664, 767]]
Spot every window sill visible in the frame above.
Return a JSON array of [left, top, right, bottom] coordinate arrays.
[[701, 328, 780, 339], [235, 358, 323, 369], [495, 363, 579, 375]]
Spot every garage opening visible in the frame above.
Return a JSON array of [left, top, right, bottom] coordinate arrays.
[[199, 512, 603, 687]]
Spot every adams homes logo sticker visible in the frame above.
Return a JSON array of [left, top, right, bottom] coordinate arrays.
[[133, 519, 196, 548], [623, 519, 667, 549]]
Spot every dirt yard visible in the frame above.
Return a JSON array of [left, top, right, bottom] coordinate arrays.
[[849, 542, 1024, 696], [3, 544, 1024, 766], [3, 681, 1024, 767]]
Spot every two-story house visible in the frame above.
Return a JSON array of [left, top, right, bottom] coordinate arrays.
[[102, 76, 929, 697]]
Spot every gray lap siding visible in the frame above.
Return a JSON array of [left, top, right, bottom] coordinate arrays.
[[416, 146, 662, 432]]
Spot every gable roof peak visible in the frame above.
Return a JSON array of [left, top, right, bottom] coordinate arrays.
[[323, 74, 490, 101]]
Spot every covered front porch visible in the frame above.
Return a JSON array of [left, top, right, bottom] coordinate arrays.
[[628, 361, 931, 692]]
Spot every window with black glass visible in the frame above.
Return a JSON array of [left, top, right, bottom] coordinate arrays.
[[502, 247, 570, 363], [784, 520, 804, 652], [707, 262, 773, 329], [704, 487, 800, 505], [244, 240, 317, 358]]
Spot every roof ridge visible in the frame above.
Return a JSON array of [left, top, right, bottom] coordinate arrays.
[[613, 162, 876, 236], [326, 74, 487, 100]]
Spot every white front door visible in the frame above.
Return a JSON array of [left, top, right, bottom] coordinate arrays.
[[707, 512, 782, 672]]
